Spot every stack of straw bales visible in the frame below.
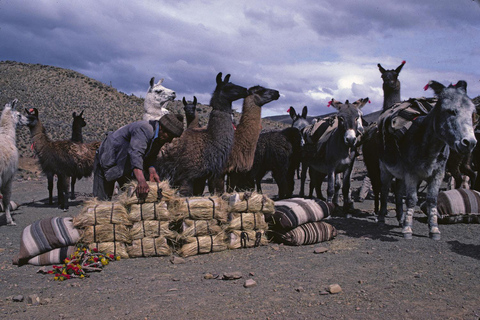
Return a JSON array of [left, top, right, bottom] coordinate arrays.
[[73, 199, 131, 259], [223, 192, 273, 249], [121, 181, 179, 258], [173, 196, 228, 257]]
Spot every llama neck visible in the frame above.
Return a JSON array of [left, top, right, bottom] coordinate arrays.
[[71, 125, 83, 143], [0, 108, 16, 138], [383, 82, 401, 111], [30, 119, 51, 152], [227, 95, 262, 172]]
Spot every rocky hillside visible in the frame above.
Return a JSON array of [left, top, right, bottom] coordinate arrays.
[[0, 61, 288, 160]]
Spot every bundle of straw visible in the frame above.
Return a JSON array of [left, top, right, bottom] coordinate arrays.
[[129, 220, 177, 240], [80, 224, 131, 244], [178, 233, 227, 257], [226, 192, 275, 214], [120, 180, 176, 206], [126, 237, 172, 258], [178, 219, 223, 239], [228, 229, 269, 249], [226, 212, 268, 231], [73, 200, 130, 228], [128, 201, 183, 222], [88, 242, 129, 259], [169, 196, 227, 222]]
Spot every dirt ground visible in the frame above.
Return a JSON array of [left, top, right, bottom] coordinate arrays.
[[0, 156, 480, 320]]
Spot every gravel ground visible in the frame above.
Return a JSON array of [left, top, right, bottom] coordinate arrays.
[[1, 157, 480, 320]]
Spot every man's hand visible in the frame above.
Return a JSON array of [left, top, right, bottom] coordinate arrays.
[[148, 166, 161, 183], [133, 168, 149, 200]]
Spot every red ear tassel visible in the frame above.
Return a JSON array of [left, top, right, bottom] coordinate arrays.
[[327, 100, 332, 107], [402, 60, 406, 64], [287, 107, 291, 113], [29, 108, 34, 112], [424, 84, 429, 91], [368, 100, 371, 103]]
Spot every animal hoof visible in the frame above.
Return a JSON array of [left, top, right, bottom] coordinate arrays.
[[429, 233, 441, 241], [403, 232, 412, 240], [7, 221, 16, 226], [402, 226, 412, 239]]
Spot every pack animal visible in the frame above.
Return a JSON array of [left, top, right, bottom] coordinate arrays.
[[156, 73, 248, 196], [309, 98, 368, 216], [0, 99, 28, 225], [25, 108, 100, 210], [377, 81, 476, 240], [143, 77, 176, 121]]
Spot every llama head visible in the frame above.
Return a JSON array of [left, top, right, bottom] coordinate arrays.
[[24, 107, 40, 129], [247, 85, 280, 107], [72, 110, 86, 128], [289, 105, 309, 130], [330, 97, 368, 147], [143, 77, 176, 120], [182, 96, 197, 119], [3, 99, 28, 128], [210, 72, 248, 112], [378, 60, 405, 92], [426, 80, 476, 154]]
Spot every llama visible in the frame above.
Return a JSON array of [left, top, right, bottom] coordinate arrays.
[[221, 85, 280, 193], [25, 108, 100, 210], [309, 98, 368, 216], [377, 81, 476, 240], [183, 96, 199, 128], [363, 61, 405, 215], [0, 99, 28, 225], [156, 73, 248, 196], [46, 110, 87, 204], [142, 77, 176, 121], [239, 127, 303, 199]]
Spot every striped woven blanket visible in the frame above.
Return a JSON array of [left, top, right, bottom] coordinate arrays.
[[435, 188, 480, 224], [279, 221, 337, 246], [13, 217, 81, 266], [273, 198, 334, 230]]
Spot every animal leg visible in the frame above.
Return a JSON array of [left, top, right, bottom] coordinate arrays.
[[2, 181, 15, 226], [378, 166, 393, 225], [70, 176, 77, 200], [402, 178, 419, 240], [394, 179, 405, 226], [58, 175, 69, 211], [47, 172, 54, 205], [326, 171, 336, 205], [299, 164, 308, 197], [424, 176, 443, 240], [273, 171, 287, 199], [342, 168, 355, 218]]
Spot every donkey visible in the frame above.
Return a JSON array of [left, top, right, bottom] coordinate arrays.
[[143, 77, 176, 121], [0, 99, 28, 225], [309, 98, 368, 216], [377, 81, 476, 240]]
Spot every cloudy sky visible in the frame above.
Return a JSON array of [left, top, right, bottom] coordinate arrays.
[[1, 0, 480, 117]]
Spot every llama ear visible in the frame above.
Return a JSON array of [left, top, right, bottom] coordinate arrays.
[[150, 77, 155, 88], [216, 72, 223, 85], [72, 112, 77, 117], [289, 107, 297, 119], [80, 110, 84, 117], [193, 96, 197, 105], [395, 60, 406, 74], [223, 74, 231, 84], [182, 97, 187, 106], [157, 78, 164, 85], [301, 106, 308, 119], [454, 80, 467, 93], [10, 99, 18, 110], [426, 81, 445, 95], [378, 63, 386, 74]]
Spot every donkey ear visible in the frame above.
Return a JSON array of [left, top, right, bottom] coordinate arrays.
[[289, 106, 297, 119], [216, 72, 223, 85], [182, 97, 187, 106], [378, 63, 386, 74], [354, 97, 369, 109], [301, 106, 308, 118], [150, 77, 155, 88], [426, 81, 445, 95], [193, 96, 197, 105], [454, 80, 467, 93], [395, 60, 406, 74], [330, 99, 343, 110]]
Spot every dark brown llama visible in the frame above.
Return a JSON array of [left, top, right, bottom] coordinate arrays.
[[183, 96, 199, 129], [25, 108, 99, 210], [156, 73, 248, 196]]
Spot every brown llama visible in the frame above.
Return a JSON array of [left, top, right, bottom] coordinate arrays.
[[25, 108, 100, 210], [213, 85, 280, 193], [183, 96, 199, 128], [156, 73, 248, 196]]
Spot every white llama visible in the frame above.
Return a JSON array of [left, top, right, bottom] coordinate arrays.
[[0, 99, 28, 225], [142, 77, 176, 121]]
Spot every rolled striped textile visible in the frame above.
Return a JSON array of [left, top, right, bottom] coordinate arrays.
[[278, 221, 337, 246], [435, 188, 480, 224], [273, 198, 334, 230], [27, 246, 76, 266]]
